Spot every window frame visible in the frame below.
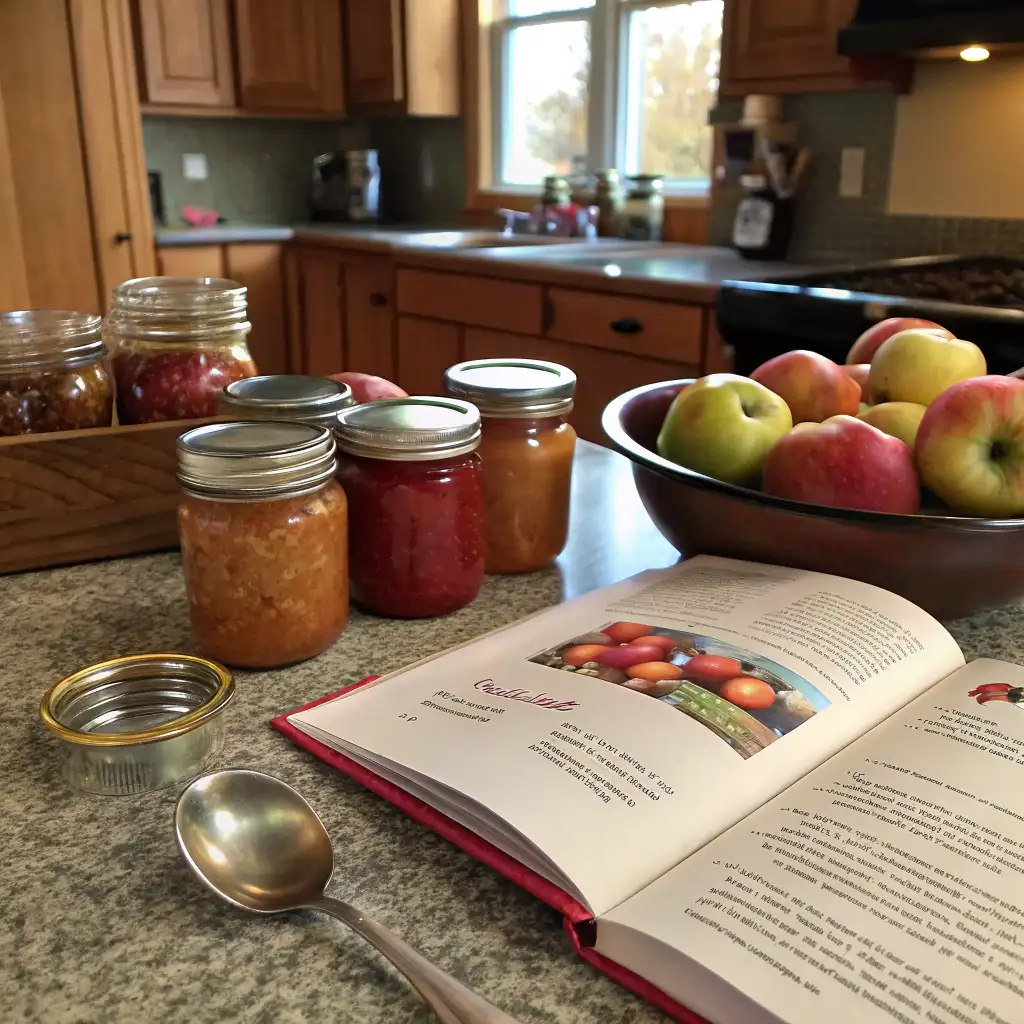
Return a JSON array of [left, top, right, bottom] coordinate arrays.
[[487, 0, 720, 196]]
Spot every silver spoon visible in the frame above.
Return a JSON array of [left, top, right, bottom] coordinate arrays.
[[175, 769, 522, 1024]]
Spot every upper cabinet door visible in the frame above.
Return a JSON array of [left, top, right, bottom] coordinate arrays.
[[345, 0, 404, 107], [234, 0, 345, 114], [721, 0, 858, 94], [134, 0, 235, 106]]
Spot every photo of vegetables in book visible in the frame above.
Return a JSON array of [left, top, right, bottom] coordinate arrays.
[[529, 620, 831, 758]]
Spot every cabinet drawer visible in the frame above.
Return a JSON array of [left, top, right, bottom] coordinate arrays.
[[546, 288, 704, 364], [397, 269, 544, 334]]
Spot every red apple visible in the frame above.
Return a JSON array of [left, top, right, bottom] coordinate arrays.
[[328, 372, 408, 403], [842, 363, 871, 393], [763, 415, 921, 514], [751, 350, 861, 424], [846, 318, 953, 366], [681, 655, 744, 685], [916, 375, 1024, 516]]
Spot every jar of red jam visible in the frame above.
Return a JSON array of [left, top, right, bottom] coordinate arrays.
[[0, 310, 113, 436], [105, 277, 258, 424], [177, 421, 349, 668], [334, 397, 484, 618], [444, 358, 576, 574]]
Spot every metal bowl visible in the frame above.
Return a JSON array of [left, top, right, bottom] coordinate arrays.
[[602, 379, 1024, 620], [40, 654, 235, 795]]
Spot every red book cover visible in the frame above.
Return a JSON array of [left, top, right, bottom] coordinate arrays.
[[271, 678, 709, 1024]]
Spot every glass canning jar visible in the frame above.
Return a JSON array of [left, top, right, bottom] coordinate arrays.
[[220, 374, 355, 427], [176, 421, 349, 669], [445, 359, 576, 574], [0, 310, 113, 436], [106, 277, 258, 424], [334, 397, 484, 618]]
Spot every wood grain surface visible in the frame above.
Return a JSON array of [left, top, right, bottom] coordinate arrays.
[[0, 419, 209, 574]]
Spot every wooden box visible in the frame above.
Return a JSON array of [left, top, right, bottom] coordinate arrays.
[[0, 419, 211, 575]]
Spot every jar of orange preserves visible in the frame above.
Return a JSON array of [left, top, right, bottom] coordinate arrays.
[[176, 421, 348, 668], [444, 359, 576, 574]]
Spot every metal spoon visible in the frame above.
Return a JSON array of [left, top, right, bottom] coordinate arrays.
[[175, 769, 522, 1024]]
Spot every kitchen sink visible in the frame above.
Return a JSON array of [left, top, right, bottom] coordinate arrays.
[[404, 230, 587, 249]]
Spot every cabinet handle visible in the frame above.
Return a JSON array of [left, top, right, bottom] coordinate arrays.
[[610, 317, 643, 335], [369, 293, 389, 307], [114, 231, 133, 244]]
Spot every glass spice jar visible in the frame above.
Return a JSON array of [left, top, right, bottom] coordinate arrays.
[[220, 375, 356, 427], [334, 397, 484, 618], [594, 169, 625, 238], [105, 277, 258, 424], [0, 310, 113, 436], [444, 359, 576, 574], [623, 174, 665, 241], [176, 421, 348, 669]]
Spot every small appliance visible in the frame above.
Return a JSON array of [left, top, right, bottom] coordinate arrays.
[[309, 150, 381, 223]]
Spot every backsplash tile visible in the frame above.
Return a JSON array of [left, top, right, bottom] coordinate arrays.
[[142, 115, 466, 228], [710, 90, 1024, 264]]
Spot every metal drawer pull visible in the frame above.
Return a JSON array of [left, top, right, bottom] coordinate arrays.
[[610, 317, 643, 334]]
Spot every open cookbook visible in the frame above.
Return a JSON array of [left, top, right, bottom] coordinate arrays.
[[273, 556, 1024, 1024]]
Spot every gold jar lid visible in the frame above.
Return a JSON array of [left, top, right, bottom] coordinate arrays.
[[40, 654, 234, 748], [220, 375, 356, 427], [335, 397, 481, 461]]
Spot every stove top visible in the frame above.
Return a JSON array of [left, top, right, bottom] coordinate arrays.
[[716, 256, 1024, 376]]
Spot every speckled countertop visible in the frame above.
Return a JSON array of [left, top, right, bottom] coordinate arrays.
[[2, 443, 1012, 1023]]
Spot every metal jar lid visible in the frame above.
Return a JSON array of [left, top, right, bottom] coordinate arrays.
[[443, 358, 576, 418], [177, 421, 336, 498], [40, 654, 234, 748], [220, 375, 356, 427], [334, 397, 481, 461]]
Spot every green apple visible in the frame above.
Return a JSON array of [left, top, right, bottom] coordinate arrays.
[[916, 375, 1024, 516], [657, 374, 793, 485], [868, 329, 986, 407], [858, 401, 928, 450]]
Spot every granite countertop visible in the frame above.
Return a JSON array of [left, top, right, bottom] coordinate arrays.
[[0, 442, 1015, 1022], [154, 224, 808, 303]]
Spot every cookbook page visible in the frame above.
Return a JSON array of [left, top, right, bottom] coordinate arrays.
[[291, 556, 963, 918], [598, 659, 1024, 1024]]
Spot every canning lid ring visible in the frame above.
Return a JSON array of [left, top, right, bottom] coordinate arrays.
[[39, 654, 235, 747]]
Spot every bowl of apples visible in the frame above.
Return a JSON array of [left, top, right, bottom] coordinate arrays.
[[602, 318, 1024, 620]]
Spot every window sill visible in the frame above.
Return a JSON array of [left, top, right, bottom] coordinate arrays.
[[465, 186, 711, 216]]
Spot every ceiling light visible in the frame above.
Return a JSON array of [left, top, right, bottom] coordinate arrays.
[[960, 46, 991, 62]]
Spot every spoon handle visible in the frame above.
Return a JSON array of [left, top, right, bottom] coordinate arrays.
[[310, 896, 523, 1024]]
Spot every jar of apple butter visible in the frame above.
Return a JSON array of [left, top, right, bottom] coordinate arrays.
[[444, 359, 576, 574], [176, 421, 348, 668]]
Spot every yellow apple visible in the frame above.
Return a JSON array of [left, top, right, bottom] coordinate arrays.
[[657, 374, 793, 486], [868, 329, 986, 407], [857, 402, 928, 450]]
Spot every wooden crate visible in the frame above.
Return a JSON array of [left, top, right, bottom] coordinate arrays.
[[0, 419, 211, 574]]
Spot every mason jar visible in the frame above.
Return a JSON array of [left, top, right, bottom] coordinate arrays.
[[220, 375, 356, 427], [106, 277, 258, 424], [0, 310, 113, 436], [176, 421, 349, 668], [334, 397, 484, 618], [445, 359, 576, 574]]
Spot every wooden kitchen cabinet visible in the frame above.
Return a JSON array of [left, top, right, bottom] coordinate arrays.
[[234, 0, 345, 114], [720, 0, 860, 96], [292, 247, 345, 377], [156, 242, 291, 375], [344, 0, 459, 116], [396, 317, 461, 397], [344, 255, 396, 382], [133, 0, 235, 106]]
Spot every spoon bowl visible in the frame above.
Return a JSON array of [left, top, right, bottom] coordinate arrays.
[[176, 768, 333, 913], [175, 770, 522, 1024]]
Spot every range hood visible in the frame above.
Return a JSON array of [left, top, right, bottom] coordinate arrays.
[[838, 0, 1024, 59]]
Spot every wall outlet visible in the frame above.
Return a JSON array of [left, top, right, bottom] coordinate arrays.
[[182, 153, 209, 181], [839, 147, 865, 199]]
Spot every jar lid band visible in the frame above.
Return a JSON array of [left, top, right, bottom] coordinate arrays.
[[220, 375, 356, 426], [443, 358, 576, 418], [335, 396, 481, 461], [0, 310, 106, 372]]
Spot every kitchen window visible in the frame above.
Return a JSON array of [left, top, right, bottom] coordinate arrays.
[[490, 0, 723, 195]]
